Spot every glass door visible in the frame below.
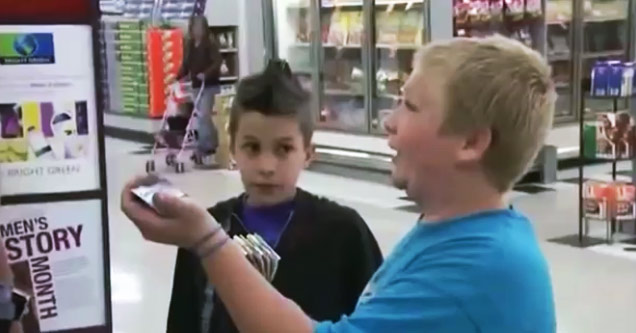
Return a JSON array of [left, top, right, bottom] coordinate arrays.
[[580, 0, 631, 115], [546, 0, 576, 120], [272, 0, 319, 102], [371, 0, 429, 134], [317, 0, 369, 132], [452, 0, 544, 49]]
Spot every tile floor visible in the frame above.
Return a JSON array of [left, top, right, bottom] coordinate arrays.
[[104, 138, 636, 333]]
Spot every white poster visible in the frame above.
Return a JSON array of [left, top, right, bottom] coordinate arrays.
[[0, 200, 106, 332], [0, 25, 100, 195]]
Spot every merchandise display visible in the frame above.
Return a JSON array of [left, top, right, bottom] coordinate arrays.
[[583, 112, 635, 159], [590, 60, 635, 97], [160, 0, 197, 20], [452, 0, 542, 48], [102, 18, 151, 116], [583, 181, 636, 221], [147, 27, 184, 118], [122, 0, 155, 19], [577, 53, 636, 245]]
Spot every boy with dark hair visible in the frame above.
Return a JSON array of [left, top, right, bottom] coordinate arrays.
[[166, 60, 383, 333]]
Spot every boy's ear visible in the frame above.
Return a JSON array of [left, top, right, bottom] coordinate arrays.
[[304, 144, 316, 168], [457, 128, 492, 164]]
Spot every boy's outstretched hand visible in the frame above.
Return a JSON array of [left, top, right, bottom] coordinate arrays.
[[121, 175, 217, 248]]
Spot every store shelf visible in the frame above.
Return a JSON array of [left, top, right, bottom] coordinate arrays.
[[320, 0, 423, 8], [585, 94, 636, 101], [584, 15, 628, 23], [583, 50, 625, 59], [378, 94, 400, 100], [376, 44, 419, 50], [292, 43, 419, 50], [551, 50, 625, 60], [555, 82, 570, 89], [220, 48, 238, 53], [220, 76, 239, 82], [548, 52, 572, 61], [546, 15, 628, 25], [325, 89, 365, 97]]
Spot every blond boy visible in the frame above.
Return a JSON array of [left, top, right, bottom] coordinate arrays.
[[122, 35, 557, 333]]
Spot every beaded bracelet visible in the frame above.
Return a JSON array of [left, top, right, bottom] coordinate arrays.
[[190, 225, 222, 255], [199, 236, 231, 260]]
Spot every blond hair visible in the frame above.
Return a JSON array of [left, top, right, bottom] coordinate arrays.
[[414, 35, 556, 192]]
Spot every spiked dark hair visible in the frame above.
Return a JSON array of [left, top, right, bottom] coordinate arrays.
[[229, 59, 313, 146]]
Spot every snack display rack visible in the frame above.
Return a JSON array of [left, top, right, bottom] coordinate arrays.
[[263, 0, 636, 135], [578, 60, 636, 244]]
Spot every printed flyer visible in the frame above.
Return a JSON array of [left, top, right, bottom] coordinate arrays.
[[0, 25, 100, 196], [0, 200, 106, 332]]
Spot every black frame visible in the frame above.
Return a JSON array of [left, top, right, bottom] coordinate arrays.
[[0, 1, 112, 332]]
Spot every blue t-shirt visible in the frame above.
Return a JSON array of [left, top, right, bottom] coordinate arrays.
[[315, 209, 555, 333], [242, 199, 295, 247]]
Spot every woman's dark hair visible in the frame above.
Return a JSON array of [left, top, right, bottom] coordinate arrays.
[[229, 59, 313, 146], [186, 15, 214, 48]]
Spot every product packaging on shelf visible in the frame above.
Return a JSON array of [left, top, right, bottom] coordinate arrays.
[[621, 62, 635, 97], [608, 61, 624, 97], [583, 181, 636, 220], [489, 0, 504, 21], [591, 61, 610, 96], [146, 27, 184, 118], [525, 0, 543, 18], [347, 11, 363, 46], [505, 0, 525, 21], [585, 112, 636, 160], [615, 183, 636, 220], [453, 0, 471, 25], [327, 9, 348, 45], [399, 9, 423, 45], [583, 181, 612, 219], [591, 60, 636, 97]]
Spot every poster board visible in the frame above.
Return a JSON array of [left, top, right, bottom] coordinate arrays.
[[0, 2, 111, 332], [0, 201, 106, 332], [0, 25, 100, 196]]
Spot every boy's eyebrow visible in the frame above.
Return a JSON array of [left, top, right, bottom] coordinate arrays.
[[242, 134, 260, 141], [275, 136, 295, 143]]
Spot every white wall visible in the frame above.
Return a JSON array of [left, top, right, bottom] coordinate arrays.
[[204, 0, 239, 26]]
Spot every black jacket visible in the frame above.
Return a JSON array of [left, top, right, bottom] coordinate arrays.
[[167, 189, 383, 333], [176, 35, 222, 88]]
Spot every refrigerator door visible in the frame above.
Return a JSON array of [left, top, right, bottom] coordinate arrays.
[[317, 0, 369, 132], [370, 0, 428, 134], [272, 0, 319, 105], [547, 0, 576, 119]]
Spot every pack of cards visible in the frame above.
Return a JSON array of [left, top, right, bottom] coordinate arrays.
[[233, 234, 280, 282], [131, 178, 186, 212]]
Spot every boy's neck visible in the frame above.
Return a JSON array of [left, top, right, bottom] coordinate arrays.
[[417, 176, 506, 223]]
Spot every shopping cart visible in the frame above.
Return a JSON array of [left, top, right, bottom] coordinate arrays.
[[145, 80, 206, 174]]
